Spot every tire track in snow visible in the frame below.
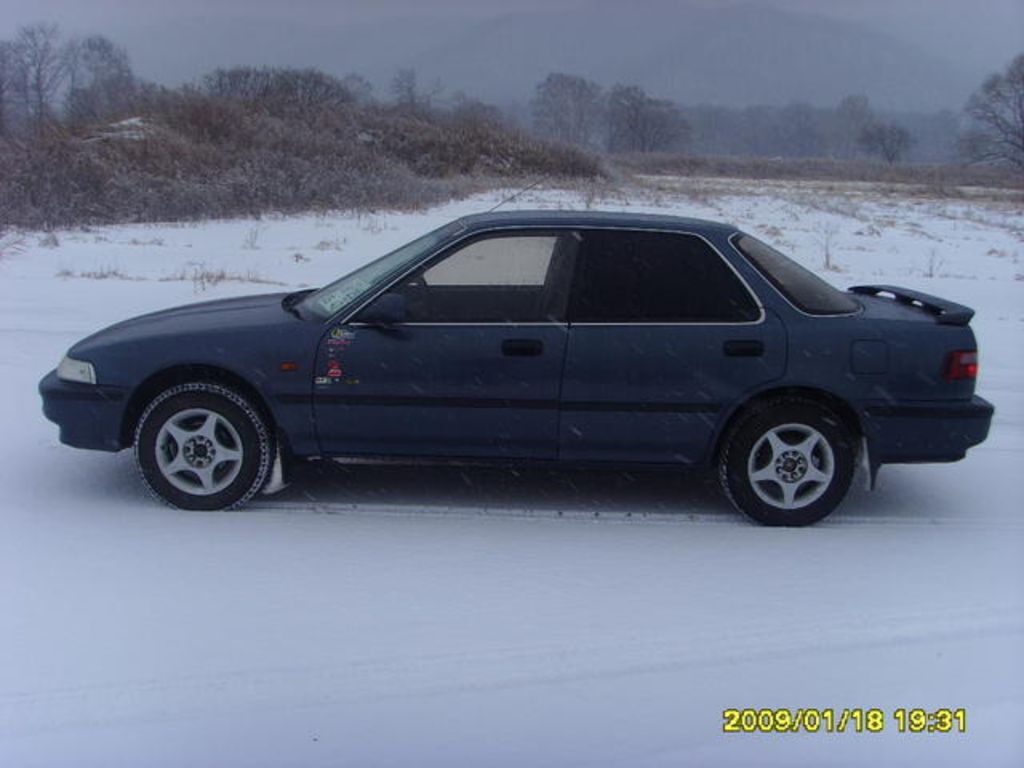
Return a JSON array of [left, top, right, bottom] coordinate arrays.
[[2, 603, 1021, 740], [248, 499, 1024, 531]]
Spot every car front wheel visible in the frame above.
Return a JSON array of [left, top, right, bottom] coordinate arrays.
[[720, 398, 855, 526], [134, 382, 272, 510]]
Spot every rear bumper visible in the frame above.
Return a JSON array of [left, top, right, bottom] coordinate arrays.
[[862, 396, 994, 464], [39, 370, 129, 452]]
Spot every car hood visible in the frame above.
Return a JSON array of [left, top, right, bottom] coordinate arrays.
[[70, 292, 296, 354]]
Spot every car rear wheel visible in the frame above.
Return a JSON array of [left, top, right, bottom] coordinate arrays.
[[134, 382, 272, 510], [720, 398, 855, 526]]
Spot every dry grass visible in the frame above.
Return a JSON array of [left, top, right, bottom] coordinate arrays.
[[55, 265, 285, 289], [55, 267, 145, 280], [159, 267, 287, 292], [613, 153, 1023, 198]]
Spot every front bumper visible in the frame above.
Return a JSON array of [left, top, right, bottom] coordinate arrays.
[[39, 370, 130, 452], [862, 396, 994, 464]]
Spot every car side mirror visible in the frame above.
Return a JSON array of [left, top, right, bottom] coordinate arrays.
[[358, 292, 407, 327]]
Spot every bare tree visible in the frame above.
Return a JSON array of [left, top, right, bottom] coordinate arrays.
[[390, 68, 440, 113], [606, 84, 689, 153], [11, 23, 70, 129], [0, 41, 13, 135], [340, 73, 374, 104], [831, 94, 874, 158], [531, 73, 603, 148], [962, 53, 1024, 170], [858, 121, 913, 164], [776, 102, 825, 157], [450, 92, 505, 126], [64, 35, 135, 124], [390, 68, 416, 109]]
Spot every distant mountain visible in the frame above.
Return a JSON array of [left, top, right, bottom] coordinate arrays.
[[403, 2, 973, 110], [119, 2, 977, 111]]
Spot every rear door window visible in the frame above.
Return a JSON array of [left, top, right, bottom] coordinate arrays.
[[571, 230, 761, 323]]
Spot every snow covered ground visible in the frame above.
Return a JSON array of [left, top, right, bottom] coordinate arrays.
[[1, 180, 1022, 766]]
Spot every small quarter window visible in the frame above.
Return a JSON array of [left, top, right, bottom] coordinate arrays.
[[732, 234, 859, 315]]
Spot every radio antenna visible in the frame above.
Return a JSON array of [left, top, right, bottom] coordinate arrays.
[[487, 177, 545, 213]]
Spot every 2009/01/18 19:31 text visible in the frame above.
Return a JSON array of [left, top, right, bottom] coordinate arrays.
[[722, 708, 967, 734]]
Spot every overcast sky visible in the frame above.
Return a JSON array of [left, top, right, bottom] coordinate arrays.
[[2, 0, 1019, 65], [1, 0, 1021, 106]]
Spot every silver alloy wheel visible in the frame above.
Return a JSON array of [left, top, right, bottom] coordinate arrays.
[[154, 407, 244, 496], [746, 422, 835, 510]]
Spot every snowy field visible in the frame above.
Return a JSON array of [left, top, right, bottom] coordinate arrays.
[[1, 179, 1022, 766]]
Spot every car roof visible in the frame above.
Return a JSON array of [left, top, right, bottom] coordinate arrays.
[[457, 209, 737, 236]]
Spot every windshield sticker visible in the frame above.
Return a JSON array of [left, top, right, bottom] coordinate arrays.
[[315, 278, 372, 315]]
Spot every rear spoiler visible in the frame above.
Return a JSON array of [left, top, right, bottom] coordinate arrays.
[[848, 285, 974, 326]]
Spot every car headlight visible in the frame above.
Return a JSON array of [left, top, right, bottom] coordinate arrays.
[[57, 355, 97, 385]]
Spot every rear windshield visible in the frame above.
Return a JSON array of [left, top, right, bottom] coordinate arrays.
[[732, 234, 859, 315]]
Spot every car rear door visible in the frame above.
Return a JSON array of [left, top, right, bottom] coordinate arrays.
[[559, 229, 786, 465], [313, 231, 576, 460]]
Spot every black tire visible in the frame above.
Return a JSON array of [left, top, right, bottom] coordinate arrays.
[[719, 397, 855, 526], [134, 382, 272, 510]]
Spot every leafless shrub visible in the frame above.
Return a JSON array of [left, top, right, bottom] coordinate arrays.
[[56, 266, 143, 280], [0, 71, 601, 229], [204, 66, 355, 116], [159, 265, 286, 293], [814, 221, 841, 272], [241, 226, 261, 250], [924, 249, 946, 278], [0, 232, 26, 258]]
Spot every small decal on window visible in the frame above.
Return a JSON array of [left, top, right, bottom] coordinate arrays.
[[329, 327, 356, 341]]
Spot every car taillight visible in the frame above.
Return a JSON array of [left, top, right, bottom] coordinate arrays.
[[944, 350, 978, 380]]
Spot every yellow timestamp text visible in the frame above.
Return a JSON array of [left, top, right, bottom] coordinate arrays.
[[722, 708, 967, 734]]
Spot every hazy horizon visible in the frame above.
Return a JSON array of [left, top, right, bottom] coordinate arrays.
[[1, 0, 1021, 111]]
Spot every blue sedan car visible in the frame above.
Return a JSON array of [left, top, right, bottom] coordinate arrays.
[[39, 211, 993, 525]]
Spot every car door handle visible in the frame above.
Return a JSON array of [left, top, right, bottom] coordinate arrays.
[[723, 340, 764, 357], [502, 339, 544, 357]]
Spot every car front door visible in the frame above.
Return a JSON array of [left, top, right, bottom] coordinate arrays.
[[313, 231, 577, 459], [559, 229, 786, 464]]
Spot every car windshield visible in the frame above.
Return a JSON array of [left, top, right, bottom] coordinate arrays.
[[732, 233, 860, 315], [299, 220, 466, 320]]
